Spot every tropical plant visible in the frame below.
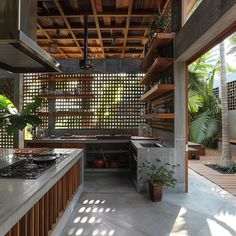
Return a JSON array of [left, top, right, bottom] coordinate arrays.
[[149, 11, 165, 32], [138, 159, 178, 188], [227, 33, 236, 55], [218, 41, 234, 168], [188, 52, 222, 147], [0, 95, 43, 135]]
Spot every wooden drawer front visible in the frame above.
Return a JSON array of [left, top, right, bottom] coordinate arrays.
[[5, 161, 81, 236]]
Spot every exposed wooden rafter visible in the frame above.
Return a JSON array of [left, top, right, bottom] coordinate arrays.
[[37, 0, 164, 59], [90, 0, 105, 58], [122, 0, 133, 58], [52, 0, 83, 56], [37, 22, 68, 59]]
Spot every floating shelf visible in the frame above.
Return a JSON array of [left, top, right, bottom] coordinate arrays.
[[38, 76, 94, 82], [38, 94, 93, 99], [140, 57, 174, 85], [38, 111, 94, 116], [139, 84, 174, 102], [142, 113, 174, 120], [141, 33, 175, 70]]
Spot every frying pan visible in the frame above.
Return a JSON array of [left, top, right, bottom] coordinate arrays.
[[33, 155, 57, 163]]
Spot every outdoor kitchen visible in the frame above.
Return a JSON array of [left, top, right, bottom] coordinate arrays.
[[1, 0, 235, 236]]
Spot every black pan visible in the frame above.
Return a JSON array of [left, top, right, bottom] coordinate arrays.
[[33, 155, 57, 163]]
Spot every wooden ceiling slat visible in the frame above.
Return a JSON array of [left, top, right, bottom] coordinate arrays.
[[37, 22, 68, 58], [52, 0, 83, 56], [122, 0, 133, 58], [90, 0, 105, 58], [37, 0, 165, 59], [40, 45, 143, 49], [40, 25, 148, 31], [37, 36, 148, 41], [38, 11, 156, 17]]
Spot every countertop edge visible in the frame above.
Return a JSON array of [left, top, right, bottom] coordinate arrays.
[[0, 149, 83, 236]]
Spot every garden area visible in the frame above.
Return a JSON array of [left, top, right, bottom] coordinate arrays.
[[188, 32, 236, 192]]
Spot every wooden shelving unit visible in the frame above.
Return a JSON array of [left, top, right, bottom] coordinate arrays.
[[142, 113, 174, 120], [140, 57, 174, 85], [139, 84, 174, 102], [38, 94, 93, 99], [38, 111, 94, 116], [140, 32, 175, 131], [141, 33, 175, 70]]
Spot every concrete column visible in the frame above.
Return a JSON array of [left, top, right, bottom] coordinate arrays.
[[13, 74, 24, 148], [174, 61, 187, 192]]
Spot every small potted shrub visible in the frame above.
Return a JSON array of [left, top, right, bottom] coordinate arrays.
[[138, 159, 178, 202], [149, 11, 165, 33]]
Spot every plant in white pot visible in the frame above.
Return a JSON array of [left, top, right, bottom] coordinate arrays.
[[138, 159, 179, 202]]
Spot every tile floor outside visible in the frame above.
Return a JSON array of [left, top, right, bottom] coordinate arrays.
[[61, 170, 236, 236]]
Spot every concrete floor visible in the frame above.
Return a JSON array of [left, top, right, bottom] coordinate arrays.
[[61, 170, 236, 236]]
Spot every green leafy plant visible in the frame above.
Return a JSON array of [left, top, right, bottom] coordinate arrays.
[[188, 52, 222, 147], [0, 95, 43, 134], [138, 159, 178, 188], [149, 11, 165, 32]]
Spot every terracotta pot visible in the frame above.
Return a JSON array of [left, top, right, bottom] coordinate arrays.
[[109, 161, 120, 168], [93, 159, 106, 168], [148, 182, 164, 202]]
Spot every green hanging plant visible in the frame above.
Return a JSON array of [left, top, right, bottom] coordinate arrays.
[[0, 95, 43, 135], [149, 11, 165, 33]]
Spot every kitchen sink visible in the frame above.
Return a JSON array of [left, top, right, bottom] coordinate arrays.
[[140, 143, 163, 148]]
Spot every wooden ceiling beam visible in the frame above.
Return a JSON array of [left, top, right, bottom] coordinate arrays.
[[50, 52, 142, 56], [38, 11, 156, 18], [52, 0, 83, 56], [122, 0, 133, 58], [90, 0, 105, 58], [37, 22, 68, 59], [37, 36, 148, 41], [39, 25, 148, 31], [40, 44, 143, 49]]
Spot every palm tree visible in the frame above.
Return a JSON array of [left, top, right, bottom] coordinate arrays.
[[218, 41, 234, 167], [227, 33, 236, 55]]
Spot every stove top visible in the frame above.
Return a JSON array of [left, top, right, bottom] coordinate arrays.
[[0, 153, 67, 179]]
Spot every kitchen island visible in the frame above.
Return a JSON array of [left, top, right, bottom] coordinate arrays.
[[0, 148, 83, 236]]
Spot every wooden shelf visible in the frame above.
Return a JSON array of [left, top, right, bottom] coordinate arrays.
[[38, 111, 94, 116], [142, 113, 174, 120], [38, 76, 94, 82], [141, 33, 175, 70], [38, 94, 93, 99], [140, 57, 174, 85], [139, 84, 174, 102]]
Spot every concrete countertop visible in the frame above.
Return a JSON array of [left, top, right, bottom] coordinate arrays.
[[25, 138, 130, 144], [0, 148, 83, 236], [131, 139, 170, 149]]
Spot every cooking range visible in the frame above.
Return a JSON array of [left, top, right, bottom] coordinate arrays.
[[0, 153, 67, 179]]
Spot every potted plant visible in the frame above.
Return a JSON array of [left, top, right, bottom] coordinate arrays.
[[138, 159, 179, 202], [149, 11, 165, 33], [0, 95, 43, 135]]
